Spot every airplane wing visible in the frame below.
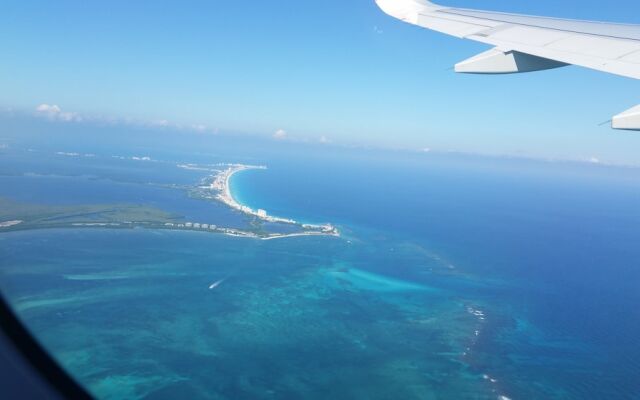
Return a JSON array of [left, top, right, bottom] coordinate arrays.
[[375, 0, 640, 130]]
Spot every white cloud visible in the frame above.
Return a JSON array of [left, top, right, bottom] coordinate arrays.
[[151, 119, 170, 127], [373, 26, 384, 34], [422, 147, 431, 153], [35, 104, 82, 122], [30, 103, 216, 135], [191, 124, 207, 132], [273, 129, 287, 140], [588, 157, 601, 164], [319, 135, 330, 144], [36, 104, 60, 114]]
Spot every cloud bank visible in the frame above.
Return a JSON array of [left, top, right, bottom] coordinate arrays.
[[35, 104, 82, 122]]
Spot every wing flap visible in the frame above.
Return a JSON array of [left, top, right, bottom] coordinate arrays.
[[416, 14, 491, 38], [486, 26, 570, 47], [620, 50, 640, 63], [546, 35, 640, 59]]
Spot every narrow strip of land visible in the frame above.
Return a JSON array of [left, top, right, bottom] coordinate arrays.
[[205, 164, 339, 237], [0, 162, 340, 242]]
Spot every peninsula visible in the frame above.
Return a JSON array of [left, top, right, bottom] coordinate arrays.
[[0, 161, 339, 241], [0, 197, 337, 241], [204, 164, 339, 237]]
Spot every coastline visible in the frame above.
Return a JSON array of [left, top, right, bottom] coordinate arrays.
[[0, 163, 339, 241], [209, 164, 339, 237]]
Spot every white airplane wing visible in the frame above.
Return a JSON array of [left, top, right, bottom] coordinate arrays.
[[375, 0, 640, 130]]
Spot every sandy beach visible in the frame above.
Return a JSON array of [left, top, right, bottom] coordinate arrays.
[[213, 165, 295, 224], [208, 164, 338, 237]]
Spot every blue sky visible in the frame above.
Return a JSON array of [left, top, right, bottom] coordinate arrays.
[[1, 0, 640, 164]]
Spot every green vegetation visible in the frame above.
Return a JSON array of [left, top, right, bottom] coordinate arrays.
[[0, 198, 183, 232]]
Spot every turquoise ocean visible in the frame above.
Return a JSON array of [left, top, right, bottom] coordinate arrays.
[[1, 121, 640, 399]]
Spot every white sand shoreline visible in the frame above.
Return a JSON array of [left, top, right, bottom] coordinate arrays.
[[210, 164, 338, 236]]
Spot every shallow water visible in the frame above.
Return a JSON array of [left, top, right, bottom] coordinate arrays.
[[1, 140, 640, 399], [0, 228, 496, 399]]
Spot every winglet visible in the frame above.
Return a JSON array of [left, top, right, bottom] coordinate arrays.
[[375, 0, 441, 22]]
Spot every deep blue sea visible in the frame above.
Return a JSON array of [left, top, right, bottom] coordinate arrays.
[[1, 122, 640, 399]]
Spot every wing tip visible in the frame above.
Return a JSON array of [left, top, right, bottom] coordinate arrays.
[[375, 0, 440, 20]]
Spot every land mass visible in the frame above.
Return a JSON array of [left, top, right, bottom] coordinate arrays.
[[190, 163, 340, 238], [0, 162, 340, 241]]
